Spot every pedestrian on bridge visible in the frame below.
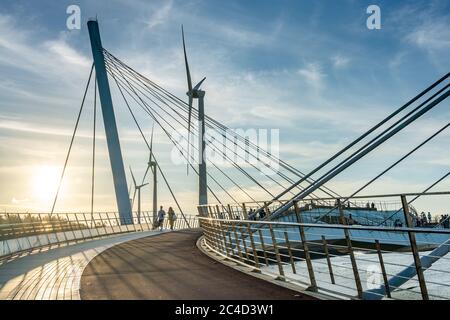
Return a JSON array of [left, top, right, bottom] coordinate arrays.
[[157, 206, 166, 231], [168, 207, 176, 230]]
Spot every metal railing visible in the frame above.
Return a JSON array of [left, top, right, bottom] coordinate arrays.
[[198, 198, 450, 300], [0, 211, 199, 258]]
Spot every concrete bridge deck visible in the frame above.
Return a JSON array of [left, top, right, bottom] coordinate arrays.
[[0, 229, 314, 300], [80, 229, 313, 300], [0, 230, 163, 299]]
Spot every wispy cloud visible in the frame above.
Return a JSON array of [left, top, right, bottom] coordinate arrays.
[[0, 14, 90, 82], [331, 55, 350, 69], [297, 62, 326, 90], [145, 0, 173, 29], [406, 19, 450, 51]]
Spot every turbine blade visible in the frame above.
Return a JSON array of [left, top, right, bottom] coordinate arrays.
[[132, 188, 137, 209], [182, 25, 193, 92], [182, 25, 194, 176], [142, 165, 150, 184], [149, 123, 155, 158], [193, 77, 206, 91], [129, 166, 137, 187]]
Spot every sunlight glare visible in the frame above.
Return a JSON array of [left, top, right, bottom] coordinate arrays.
[[32, 165, 61, 204]]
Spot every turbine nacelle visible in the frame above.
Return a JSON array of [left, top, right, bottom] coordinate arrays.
[[186, 77, 206, 98]]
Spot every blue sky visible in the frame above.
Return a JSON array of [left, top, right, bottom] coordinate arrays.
[[0, 0, 449, 214]]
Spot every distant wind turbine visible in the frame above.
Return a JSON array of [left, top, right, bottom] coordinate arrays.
[[141, 124, 158, 226], [182, 25, 208, 206], [130, 166, 148, 224]]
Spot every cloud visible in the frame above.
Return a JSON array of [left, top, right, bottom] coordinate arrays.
[[331, 55, 350, 69], [11, 197, 30, 205], [44, 40, 91, 68], [406, 19, 450, 51], [0, 13, 90, 83], [389, 2, 450, 71], [297, 62, 326, 90], [145, 0, 173, 29]]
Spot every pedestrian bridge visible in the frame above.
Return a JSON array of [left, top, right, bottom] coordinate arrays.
[[1, 210, 450, 300], [0, 213, 314, 300]]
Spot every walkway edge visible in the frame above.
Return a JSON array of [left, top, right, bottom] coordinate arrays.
[[195, 235, 335, 300]]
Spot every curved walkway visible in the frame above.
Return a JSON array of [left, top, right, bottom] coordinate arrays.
[[80, 229, 315, 300], [0, 230, 162, 299]]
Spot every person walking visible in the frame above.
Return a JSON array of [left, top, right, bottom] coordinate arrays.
[[157, 206, 166, 231], [168, 207, 176, 231]]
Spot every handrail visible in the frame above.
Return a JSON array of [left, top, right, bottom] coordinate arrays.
[[199, 211, 450, 300], [1, 212, 199, 258]]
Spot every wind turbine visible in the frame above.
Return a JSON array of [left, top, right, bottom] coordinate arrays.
[[129, 166, 148, 224], [141, 124, 158, 227], [182, 25, 208, 206]]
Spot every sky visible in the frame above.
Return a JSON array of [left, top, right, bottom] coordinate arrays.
[[0, 0, 449, 215]]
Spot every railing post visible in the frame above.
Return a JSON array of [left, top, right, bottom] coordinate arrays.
[[268, 224, 285, 279], [38, 214, 52, 245], [246, 222, 260, 269], [283, 231, 296, 274], [241, 203, 248, 220], [321, 235, 335, 284], [18, 214, 33, 249], [227, 204, 233, 219], [227, 222, 236, 256], [212, 220, 223, 253], [28, 213, 42, 247], [74, 213, 84, 241], [338, 199, 363, 299], [231, 222, 244, 261], [66, 213, 77, 243], [258, 229, 269, 266], [219, 221, 231, 257], [215, 205, 222, 220], [83, 213, 95, 239], [206, 205, 213, 218], [202, 219, 211, 245], [239, 225, 251, 261], [100, 213, 108, 236], [293, 201, 317, 291], [401, 195, 429, 300], [56, 213, 69, 245], [6, 214, 16, 239], [375, 240, 391, 298]]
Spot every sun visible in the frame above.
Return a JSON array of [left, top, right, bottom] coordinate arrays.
[[31, 165, 61, 203]]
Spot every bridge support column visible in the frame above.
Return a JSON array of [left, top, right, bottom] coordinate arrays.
[[87, 20, 132, 225]]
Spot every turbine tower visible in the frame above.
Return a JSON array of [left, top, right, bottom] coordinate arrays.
[[130, 167, 148, 224], [141, 125, 158, 227], [182, 25, 208, 206]]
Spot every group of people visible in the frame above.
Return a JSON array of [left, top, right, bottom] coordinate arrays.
[[155, 206, 177, 231], [248, 208, 266, 220], [365, 202, 377, 210], [413, 211, 433, 227]]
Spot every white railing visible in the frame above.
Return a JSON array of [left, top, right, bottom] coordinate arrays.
[[0, 211, 199, 258], [198, 198, 450, 300]]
